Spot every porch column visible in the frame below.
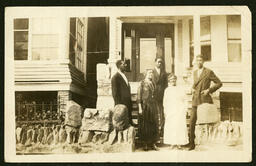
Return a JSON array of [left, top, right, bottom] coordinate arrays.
[[174, 20, 180, 76], [83, 18, 88, 80], [210, 16, 228, 62], [182, 18, 190, 68], [193, 14, 201, 65], [97, 16, 122, 110], [108, 16, 122, 77]]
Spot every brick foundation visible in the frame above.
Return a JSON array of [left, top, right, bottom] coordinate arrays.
[[58, 90, 72, 113]]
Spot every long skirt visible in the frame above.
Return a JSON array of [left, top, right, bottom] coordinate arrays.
[[139, 101, 158, 144]]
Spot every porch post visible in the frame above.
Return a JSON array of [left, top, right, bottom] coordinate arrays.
[[174, 20, 179, 76], [182, 18, 190, 68], [96, 16, 122, 110], [108, 16, 122, 77], [193, 14, 201, 65]]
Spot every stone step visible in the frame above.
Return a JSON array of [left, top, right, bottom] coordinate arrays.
[[132, 104, 138, 109], [131, 95, 137, 101], [132, 119, 138, 125], [132, 111, 139, 119]]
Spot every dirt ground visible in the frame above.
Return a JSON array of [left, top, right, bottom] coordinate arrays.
[[16, 140, 243, 155]]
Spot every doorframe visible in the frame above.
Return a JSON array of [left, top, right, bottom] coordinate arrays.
[[121, 19, 176, 82]]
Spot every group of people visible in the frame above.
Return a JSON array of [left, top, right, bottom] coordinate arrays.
[[111, 54, 222, 151]]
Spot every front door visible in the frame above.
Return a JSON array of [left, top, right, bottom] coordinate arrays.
[[122, 23, 174, 81]]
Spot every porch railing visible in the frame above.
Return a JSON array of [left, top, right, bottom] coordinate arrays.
[[15, 102, 64, 126]]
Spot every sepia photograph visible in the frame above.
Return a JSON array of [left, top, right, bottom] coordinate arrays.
[[4, 6, 252, 162]]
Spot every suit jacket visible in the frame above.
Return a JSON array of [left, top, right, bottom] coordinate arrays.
[[111, 72, 132, 112], [152, 68, 168, 103], [192, 67, 222, 106]]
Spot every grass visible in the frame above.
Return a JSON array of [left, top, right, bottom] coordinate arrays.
[[16, 142, 133, 154]]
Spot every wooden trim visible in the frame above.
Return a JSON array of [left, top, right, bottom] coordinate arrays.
[[15, 82, 71, 91], [131, 29, 136, 81], [14, 59, 70, 64], [120, 17, 175, 24]]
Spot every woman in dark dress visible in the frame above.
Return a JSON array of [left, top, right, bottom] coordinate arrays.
[[137, 69, 159, 151]]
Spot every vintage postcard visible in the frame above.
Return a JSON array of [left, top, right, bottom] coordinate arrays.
[[4, 6, 252, 162]]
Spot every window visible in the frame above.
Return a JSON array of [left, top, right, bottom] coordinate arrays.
[[189, 16, 211, 66], [227, 15, 241, 62], [14, 19, 29, 60], [14, 18, 59, 61], [31, 18, 59, 60], [69, 18, 85, 72], [220, 92, 242, 122]]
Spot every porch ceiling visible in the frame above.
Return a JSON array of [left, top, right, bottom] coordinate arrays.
[[6, 6, 247, 18], [119, 16, 193, 23]]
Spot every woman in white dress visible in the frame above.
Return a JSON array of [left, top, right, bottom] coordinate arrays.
[[163, 74, 189, 149]]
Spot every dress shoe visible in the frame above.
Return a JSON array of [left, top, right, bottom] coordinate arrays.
[[143, 144, 149, 151], [151, 144, 159, 151], [187, 144, 195, 151], [169, 145, 175, 150], [182, 143, 190, 147], [177, 145, 182, 150]]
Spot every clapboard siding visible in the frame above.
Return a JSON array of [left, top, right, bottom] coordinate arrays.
[[15, 62, 72, 83], [205, 63, 243, 83]]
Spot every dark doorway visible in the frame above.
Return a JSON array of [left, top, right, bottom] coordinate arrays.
[[86, 17, 109, 107], [122, 23, 174, 82]]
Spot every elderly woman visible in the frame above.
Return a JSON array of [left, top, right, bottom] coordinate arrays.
[[163, 74, 188, 149], [137, 69, 159, 151]]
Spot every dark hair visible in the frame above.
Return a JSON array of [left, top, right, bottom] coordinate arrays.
[[196, 54, 204, 61], [143, 69, 153, 77], [155, 57, 164, 62], [115, 60, 123, 69], [168, 73, 177, 81]]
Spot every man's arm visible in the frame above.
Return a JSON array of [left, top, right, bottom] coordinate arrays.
[[111, 76, 120, 104], [208, 70, 222, 94]]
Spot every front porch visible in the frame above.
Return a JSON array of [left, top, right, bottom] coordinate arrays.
[[96, 14, 243, 119]]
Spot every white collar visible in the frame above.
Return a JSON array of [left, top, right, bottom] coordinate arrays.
[[118, 70, 129, 85], [155, 67, 161, 74]]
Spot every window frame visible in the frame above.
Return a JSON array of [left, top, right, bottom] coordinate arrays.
[[226, 15, 242, 63], [14, 18, 29, 61], [14, 18, 60, 62], [69, 18, 85, 72]]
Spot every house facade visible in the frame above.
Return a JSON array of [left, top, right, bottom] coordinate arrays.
[[11, 14, 109, 122], [95, 7, 251, 124], [13, 16, 89, 122], [6, 7, 251, 125]]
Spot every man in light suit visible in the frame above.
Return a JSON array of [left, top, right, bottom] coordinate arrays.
[[188, 54, 222, 150], [152, 57, 168, 144], [111, 60, 133, 125]]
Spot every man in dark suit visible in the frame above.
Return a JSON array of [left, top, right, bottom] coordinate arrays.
[[111, 60, 133, 125], [188, 54, 222, 150], [152, 57, 168, 144]]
